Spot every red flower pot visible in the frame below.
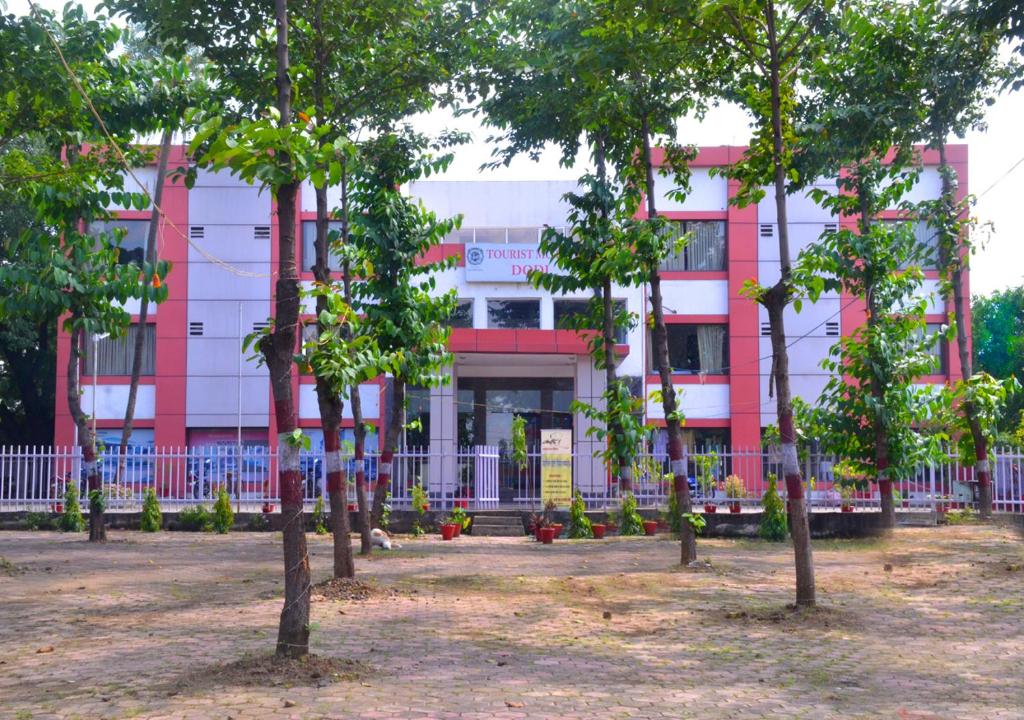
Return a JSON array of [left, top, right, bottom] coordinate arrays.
[[452, 523, 462, 537], [704, 504, 717, 514], [540, 526, 555, 544], [591, 523, 606, 539], [642, 520, 658, 536], [347, 503, 356, 512], [533, 525, 543, 541], [841, 505, 853, 513], [441, 523, 457, 541], [54, 503, 63, 514], [729, 502, 741, 514], [551, 523, 564, 537], [421, 502, 429, 513], [262, 503, 275, 514]]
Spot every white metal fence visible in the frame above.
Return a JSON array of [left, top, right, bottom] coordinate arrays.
[[0, 444, 1021, 514]]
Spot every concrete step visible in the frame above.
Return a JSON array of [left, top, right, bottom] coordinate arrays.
[[897, 512, 937, 527], [471, 515, 526, 536]]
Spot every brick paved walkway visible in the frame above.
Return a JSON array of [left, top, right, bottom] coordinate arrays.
[[0, 525, 1021, 719]]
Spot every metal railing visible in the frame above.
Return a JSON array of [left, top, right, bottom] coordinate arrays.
[[0, 443, 1021, 514]]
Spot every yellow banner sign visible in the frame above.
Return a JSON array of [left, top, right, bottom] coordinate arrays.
[[540, 429, 573, 509]]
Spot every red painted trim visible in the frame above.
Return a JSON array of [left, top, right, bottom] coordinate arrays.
[[658, 211, 729, 221]]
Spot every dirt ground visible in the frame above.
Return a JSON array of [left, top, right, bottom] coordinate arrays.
[[0, 523, 1021, 720]]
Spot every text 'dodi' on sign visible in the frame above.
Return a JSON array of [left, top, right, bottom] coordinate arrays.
[[464, 242, 562, 283]]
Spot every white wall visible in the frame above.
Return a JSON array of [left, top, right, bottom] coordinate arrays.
[[297, 383, 381, 420], [659, 279, 729, 316], [658, 169, 728, 212], [646, 383, 730, 420], [408, 180, 577, 227], [81, 384, 155, 420]]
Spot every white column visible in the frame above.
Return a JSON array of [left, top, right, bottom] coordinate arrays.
[[574, 356, 607, 495], [428, 365, 457, 499]]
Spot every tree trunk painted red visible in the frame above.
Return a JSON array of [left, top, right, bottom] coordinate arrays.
[[372, 379, 404, 529], [937, 143, 992, 518], [269, 0, 310, 659], [68, 326, 104, 542], [639, 116, 696, 564]]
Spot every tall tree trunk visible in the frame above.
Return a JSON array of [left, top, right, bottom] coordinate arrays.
[[118, 129, 172, 476], [937, 142, 991, 517], [337, 158, 373, 555], [268, 0, 310, 659], [639, 116, 696, 564], [372, 378, 404, 528], [310, 0, 354, 579], [765, 6, 815, 605], [593, 138, 630, 494], [860, 193, 895, 529], [68, 326, 104, 541]]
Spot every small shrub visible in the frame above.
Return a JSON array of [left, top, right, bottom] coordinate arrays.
[[140, 488, 162, 532], [411, 482, 429, 535], [24, 511, 54, 531], [178, 505, 213, 532], [945, 507, 977, 525], [212, 489, 234, 534], [311, 496, 329, 535], [448, 505, 470, 530], [724, 474, 745, 499], [380, 490, 392, 531], [759, 473, 788, 542], [613, 493, 644, 536], [58, 485, 85, 532], [664, 478, 681, 534], [567, 490, 593, 539], [247, 513, 270, 531]]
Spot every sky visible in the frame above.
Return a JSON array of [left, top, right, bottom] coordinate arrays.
[[8, 0, 1024, 296]]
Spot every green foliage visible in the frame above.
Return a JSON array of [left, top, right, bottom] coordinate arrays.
[[24, 511, 54, 531], [412, 482, 429, 517], [447, 505, 470, 531], [681, 512, 706, 536], [759, 474, 788, 542], [58, 485, 85, 533], [246, 513, 269, 532], [511, 415, 528, 471], [212, 489, 233, 534], [695, 452, 719, 496], [178, 505, 212, 532], [932, 372, 1021, 465], [311, 496, 328, 535], [944, 507, 978, 525], [972, 286, 1024, 435], [664, 479, 680, 534], [140, 488, 162, 532], [724, 475, 745, 499], [88, 489, 106, 516], [568, 491, 593, 539], [613, 493, 644, 536], [380, 491, 392, 531]]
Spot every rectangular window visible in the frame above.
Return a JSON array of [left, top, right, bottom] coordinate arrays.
[[553, 298, 628, 343], [90, 220, 150, 266], [405, 386, 431, 448], [652, 324, 729, 375], [885, 220, 938, 269], [450, 300, 474, 328], [660, 221, 727, 271], [923, 322, 947, 374], [83, 324, 156, 375], [301, 220, 345, 271], [487, 299, 540, 329]]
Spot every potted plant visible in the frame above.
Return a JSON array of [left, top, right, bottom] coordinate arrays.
[[839, 484, 854, 512], [448, 506, 470, 537], [696, 452, 718, 513], [441, 522, 457, 541], [528, 512, 548, 541], [724, 474, 745, 513], [642, 519, 658, 536], [539, 525, 556, 544], [591, 522, 606, 539], [262, 501, 275, 514]]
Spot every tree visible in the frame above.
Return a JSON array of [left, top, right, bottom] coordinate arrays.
[[0, 6, 170, 541], [469, 0, 709, 563], [702, 0, 830, 605], [972, 286, 1024, 436], [908, 0, 1009, 518], [347, 128, 461, 532], [800, 161, 946, 529]]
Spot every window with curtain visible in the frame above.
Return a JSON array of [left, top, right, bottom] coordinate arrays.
[[553, 298, 628, 343], [487, 299, 540, 329], [83, 324, 156, 375], [301, 220, 345, 271], [921, 322, 947, 374], [89, 220, 150, 266], [660, 221, 727, 271], [653, 324, 728, 374]]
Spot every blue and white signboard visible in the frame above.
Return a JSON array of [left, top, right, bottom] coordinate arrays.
[[464, 243, 558, 283]]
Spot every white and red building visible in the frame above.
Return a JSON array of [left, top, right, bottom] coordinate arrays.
[[53, 144, 970, 495]]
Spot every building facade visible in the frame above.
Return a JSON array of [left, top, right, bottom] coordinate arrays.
[[53, 144, 970, 494]]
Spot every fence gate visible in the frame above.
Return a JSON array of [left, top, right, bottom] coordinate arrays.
[[474, 445, 500, 509]]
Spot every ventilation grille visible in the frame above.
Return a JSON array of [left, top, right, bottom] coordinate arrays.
[[253, 321, 271, 333], [254, 226, 271, 240], [759, 224, 774, 238], [825, 320, 840, 337], [760, 322, 772, 337], [823, 222, 838, 233], [189, 226, 205, 239], [188, 321, 204, 337]]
